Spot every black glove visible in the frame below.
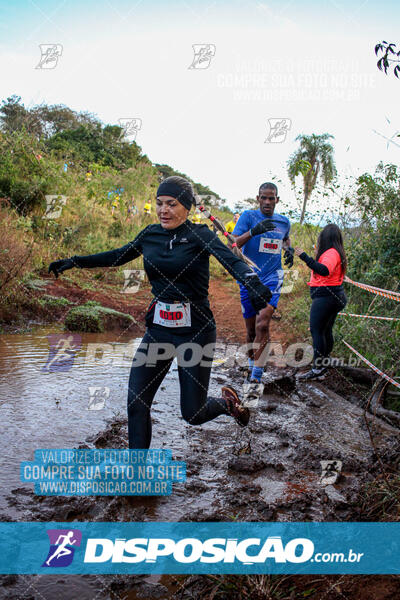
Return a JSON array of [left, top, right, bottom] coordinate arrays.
[[48, 258, 75, 278], [283, 247, 294, 268], [244, 274, 272, 313], [249, 218, 276, 237]]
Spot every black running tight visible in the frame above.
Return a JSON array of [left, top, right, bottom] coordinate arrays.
[[127, 327, 229, 448], [309, 289, 347, 366]]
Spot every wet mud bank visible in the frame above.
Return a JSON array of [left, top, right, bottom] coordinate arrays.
[[0, 274, 151, 336], [7, 363, 399, 525], [3, 363, 400, 599]]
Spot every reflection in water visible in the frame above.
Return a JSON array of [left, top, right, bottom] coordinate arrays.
[[0, 326, 229, 520], [0, 326, 141, 512]]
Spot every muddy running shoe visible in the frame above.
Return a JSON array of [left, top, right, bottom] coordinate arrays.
[[296, 367, 328, 381], [222, 386, 250, 427]]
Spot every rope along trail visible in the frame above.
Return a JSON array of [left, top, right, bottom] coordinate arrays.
[[338, 312, 400, 321], [343, 340, 400, 389], [345, 276, 400, 302], [340, 276, 399, 387]]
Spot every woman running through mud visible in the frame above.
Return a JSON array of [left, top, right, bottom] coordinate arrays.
[[48, 176, 273, 448], [294, 223, 348, 380]]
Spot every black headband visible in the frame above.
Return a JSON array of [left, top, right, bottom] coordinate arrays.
[[156, 181, 194, 210]]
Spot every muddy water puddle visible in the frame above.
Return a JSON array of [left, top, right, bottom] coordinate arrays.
[[0, 326, 139, 517], [0, 327, 239, 520]]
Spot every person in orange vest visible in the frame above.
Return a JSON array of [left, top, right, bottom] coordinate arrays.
[[295, 224, 348, 380]]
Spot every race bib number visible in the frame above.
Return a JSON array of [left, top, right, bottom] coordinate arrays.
[[259, 237, 282, 255], [153, 301, 191, 328]]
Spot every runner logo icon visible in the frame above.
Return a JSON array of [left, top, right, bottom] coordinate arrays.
[[42, 334, 82, 373], [42, 529, 82, 567]]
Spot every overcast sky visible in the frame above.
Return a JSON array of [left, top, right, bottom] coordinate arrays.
[[1, 0, 399, 214]]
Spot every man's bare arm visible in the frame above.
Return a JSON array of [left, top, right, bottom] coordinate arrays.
[[231, 232, 251, 249], [231, 219, 277, 249]]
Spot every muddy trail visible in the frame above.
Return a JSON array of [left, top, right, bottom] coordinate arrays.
[[3, 361, 400, 599], [2, 276, 400, 599], [7, 362, 400, 523]]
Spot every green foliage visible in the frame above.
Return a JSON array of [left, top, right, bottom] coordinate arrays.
[[346, 163, 400, 286], [107, 220, 124, 238], [0, 95, 41, 136], [331, 163, 400, 375], [47, 122, 142, 169], [65, 302, 134, 332], [283, 163, 399, 379], [0, 95, 97, 138], [65, 303, 104, 332], [39, 295, 72, 307], [0, 130, 70, 213], [0, 96, 145, 177], [375, 41, 400, 78], [293, 159, 312, 177]]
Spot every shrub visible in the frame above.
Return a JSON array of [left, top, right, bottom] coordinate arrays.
[[0, 207, 33, 298]]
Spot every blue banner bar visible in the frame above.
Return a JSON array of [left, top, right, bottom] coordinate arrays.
[[1, 522, 399, 574]]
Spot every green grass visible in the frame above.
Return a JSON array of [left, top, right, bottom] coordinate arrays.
[[38, 295, 72, 307], [64, 301, 135, 332], [359, 475, 400, 521]]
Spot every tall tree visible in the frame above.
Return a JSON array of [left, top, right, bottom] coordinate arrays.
[[0, 96, 97, 138], [287, 133, 337, 224], [0, 95, 42, 137]]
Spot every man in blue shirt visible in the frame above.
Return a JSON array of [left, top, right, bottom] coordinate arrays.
[[233, 182, 293, 385]]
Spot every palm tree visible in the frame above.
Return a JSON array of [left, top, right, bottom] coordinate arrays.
[[287, 133, 337, 224]]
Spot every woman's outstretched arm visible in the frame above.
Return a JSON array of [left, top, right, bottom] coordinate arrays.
[[49, 226, 148, 277], [296, 249, 329, 276]]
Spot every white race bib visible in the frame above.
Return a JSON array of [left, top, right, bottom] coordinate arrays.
[[153, 301, 191, 328], [259, 237, 282, 255]]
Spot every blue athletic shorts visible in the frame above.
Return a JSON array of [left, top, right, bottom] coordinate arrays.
[[239, 276, 283, 319]]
